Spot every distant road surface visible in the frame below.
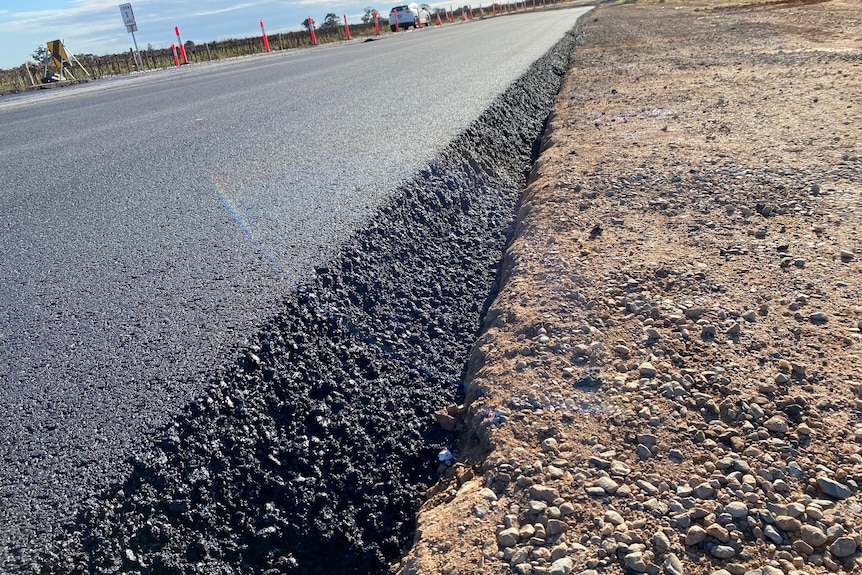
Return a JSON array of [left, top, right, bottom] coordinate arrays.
[[0, 5, 592, 556]]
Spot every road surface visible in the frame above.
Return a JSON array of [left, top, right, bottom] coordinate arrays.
[[0, 5, 592, 560]]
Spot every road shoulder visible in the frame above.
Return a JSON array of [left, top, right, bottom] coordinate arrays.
[[398, 1, 862, 574]]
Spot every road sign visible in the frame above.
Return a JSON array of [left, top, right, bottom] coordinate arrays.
[[119, 3, 144, 71], [46, 40, 69, 70], [119, 3, 136, 26]]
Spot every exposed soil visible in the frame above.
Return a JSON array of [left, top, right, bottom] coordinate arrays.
[[398, 1, 862, 575]]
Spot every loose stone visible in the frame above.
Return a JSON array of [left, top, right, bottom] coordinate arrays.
[[663, 553, 684, 575], [705, 524, 730, 543], [774, 515, 802, 532], [725, 502, 748, 518], [830, 536, 857, 558], [605, 509, 625, 525], [639, 362, 657, 378], [685, 525, 707, 546], [548, 557, 574, 575], [497, 527, 520, 548], [816, 476, 852, 499], [710, 545, 736, 559], [636, 444, 652, 460], [764, 416, 788, 433], [624, 551, 648, 572], [548, 519, 568, 535], [693, 482, 715, 499], [596, 476, 620, 494], [653, 531, 671, 554], [530, 484, 560, 502], [800, 524, 828, 547], [764, 524, 784, 544]]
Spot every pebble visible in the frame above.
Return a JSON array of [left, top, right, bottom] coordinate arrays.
[[549, 557, 574, 575], [816, 476, 852, 499], [685, 525, 707, 546], [497, 527, 519, 548], [763, 416, 788, 433], [692, 483, 715, 499], [800, 524, 828, 547], [710, 545, 736, 559], [830, 536, 857, 557], [809, 311, 828, 323], [705, 524, 730, 543], [636, 444, 652, 460], [663, 553, 684, 575], [530, 484, 560, 502], [725, 502, 748, 518], [764, 524, 784, 544], [654, 531, 671, 554], [625, 551, 648, 572], [548, 519, 568, 535], [596, 476, 620, 494], [639, 362, 658, 378], [774, 516, 801, 532], [605, 509, 625, 525]]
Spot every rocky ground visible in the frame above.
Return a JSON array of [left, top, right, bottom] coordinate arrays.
[[398, 1, 862, 575]]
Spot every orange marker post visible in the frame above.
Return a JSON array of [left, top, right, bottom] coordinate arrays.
[[175, 26, 188, 64], [373, 10, 380, 35], [308, 17, 317, 45], [343, 14, 351, 40], [260, 20, 271, 52], [171, 44, 179, 66]]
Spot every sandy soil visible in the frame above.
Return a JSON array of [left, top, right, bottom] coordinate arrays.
[[396, 1, 862, 574]]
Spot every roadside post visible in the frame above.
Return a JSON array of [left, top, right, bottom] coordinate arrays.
[[171, 43, 179, 66], [175, 26, 188, 64], [343, 15, 351, 40], [119, 3, 144, 71], [260, 20, 271, 52], [307, 18, 318, 45], [373, 10, 380, 35]]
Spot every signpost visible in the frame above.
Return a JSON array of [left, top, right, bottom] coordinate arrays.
[[119, 3, 144, 71]]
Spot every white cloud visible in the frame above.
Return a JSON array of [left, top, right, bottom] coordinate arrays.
[[192, 3, 257, 18]]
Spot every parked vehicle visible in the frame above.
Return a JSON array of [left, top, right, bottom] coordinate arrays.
[[388, 3, 430, 31]]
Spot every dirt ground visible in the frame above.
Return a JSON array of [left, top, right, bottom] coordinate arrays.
[[396, 1, 862, 574]]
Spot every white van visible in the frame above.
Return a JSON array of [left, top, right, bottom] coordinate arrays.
[[388, 3, 431, 31]]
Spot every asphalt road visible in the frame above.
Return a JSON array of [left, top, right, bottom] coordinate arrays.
[[0, 6, 592, 557]]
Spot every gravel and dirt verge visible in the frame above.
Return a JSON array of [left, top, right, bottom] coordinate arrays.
[[398, 1, 862, 575], [6, 27, 580, 575]]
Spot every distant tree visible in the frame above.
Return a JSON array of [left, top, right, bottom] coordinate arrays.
[[31, 45, 50, 64], [301, 18, 314, 30], [321, 13, 340, 29], [361, 7, 377, 23]]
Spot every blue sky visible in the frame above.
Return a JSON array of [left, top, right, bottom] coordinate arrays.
[[0, 0, 413, 69]]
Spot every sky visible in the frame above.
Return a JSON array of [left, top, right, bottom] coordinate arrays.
[[0, 0, 419, 69]]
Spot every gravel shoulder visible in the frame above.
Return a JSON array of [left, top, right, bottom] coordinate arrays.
[[398, 1, 862, 574]]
